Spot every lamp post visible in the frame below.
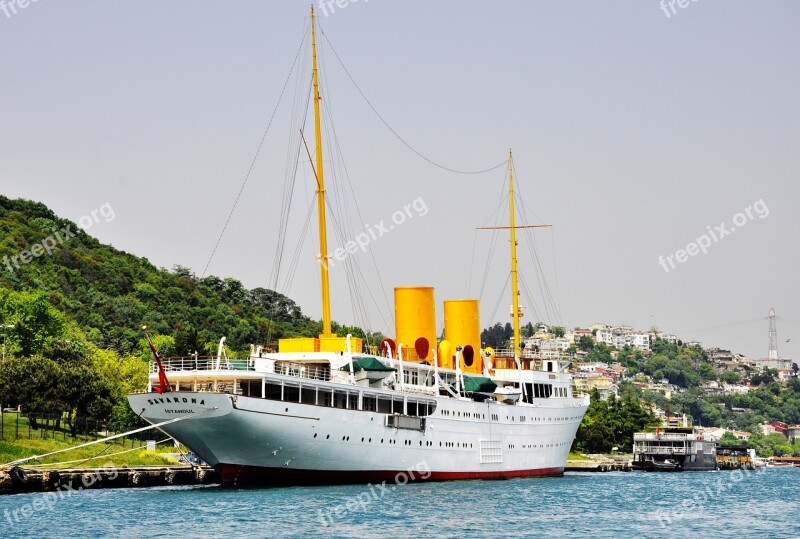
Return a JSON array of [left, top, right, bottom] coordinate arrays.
[[2, 324, 13, 361]]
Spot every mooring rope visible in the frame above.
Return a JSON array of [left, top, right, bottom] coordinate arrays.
[[24, 438, 173, 469], [3, 407, 218, 467]]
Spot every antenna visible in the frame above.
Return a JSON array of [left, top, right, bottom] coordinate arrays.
[[768, 307, 779, 360]]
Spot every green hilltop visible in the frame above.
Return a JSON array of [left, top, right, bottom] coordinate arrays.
[[0, 196, 366, 426]]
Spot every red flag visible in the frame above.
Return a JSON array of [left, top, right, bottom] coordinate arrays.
[[144, 327, 171, 394]]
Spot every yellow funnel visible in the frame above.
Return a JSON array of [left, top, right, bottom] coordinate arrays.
[[444, 299, 482, 373], [394, 287, 437, 362]]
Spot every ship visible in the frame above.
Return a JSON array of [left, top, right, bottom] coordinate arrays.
[[127, 7, 590, 487]]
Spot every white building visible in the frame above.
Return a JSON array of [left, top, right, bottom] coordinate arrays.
[[596, 327, 650, 351]]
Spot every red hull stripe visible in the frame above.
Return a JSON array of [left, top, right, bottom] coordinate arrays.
[[218, 464, 564, 487]]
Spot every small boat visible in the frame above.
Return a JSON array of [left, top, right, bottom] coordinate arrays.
[[765, 460, 793, 468], [495, 386, 522, 404], [651, 459, 680, 470]]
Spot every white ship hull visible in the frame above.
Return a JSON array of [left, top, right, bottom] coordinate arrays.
[[129, 377, 587, 486]]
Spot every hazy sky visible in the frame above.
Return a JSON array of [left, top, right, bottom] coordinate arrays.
[[2, 1, 798, 360]]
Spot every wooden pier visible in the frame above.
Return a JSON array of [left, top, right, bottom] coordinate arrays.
[[0, 465, 220, 495], [566, 456, 633, 472]]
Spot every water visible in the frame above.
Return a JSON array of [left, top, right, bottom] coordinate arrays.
[[2, 468, 798, 538]]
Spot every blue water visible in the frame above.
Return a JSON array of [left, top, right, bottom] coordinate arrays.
[[2, 468, 798, 538]]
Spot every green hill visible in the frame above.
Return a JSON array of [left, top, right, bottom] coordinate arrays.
[[0, 195, 364, 425], [0, 196, 328, 356]]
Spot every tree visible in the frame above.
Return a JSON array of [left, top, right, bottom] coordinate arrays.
[[751, 368, 778, 386], [697, 362, 717, 382], [750, 432, 794, 457], [577, 335, 595, 352], [574, 389, 660, 453], [2, 290, 65, 356], [721, 370, 742, 385], [0, 356, 63, 422], [480, 323, 507, 348], [522, 322, 534, 338], [585, 342, 613, 363], [719, 431, 746, 447]]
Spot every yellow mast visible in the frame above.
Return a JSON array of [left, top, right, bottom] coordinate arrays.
[[476, 153, 551, 364], [508, 151, 521, 358], [311, 6, 332, 337]]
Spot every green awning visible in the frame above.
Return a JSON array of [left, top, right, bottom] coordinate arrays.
[[340, 357, 396, 372], [462, 376, 497, 393]]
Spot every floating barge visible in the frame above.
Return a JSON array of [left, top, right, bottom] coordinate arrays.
[[632, 428, 716, 471]]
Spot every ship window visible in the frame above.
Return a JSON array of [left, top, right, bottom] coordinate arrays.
[[407, 400, 417, 417], [240, 380, 260, 397], [333, 390, 348, 409], [522, 383, 533, 404], [348, 392, 359, 410], [284, 383, 300, 403], [362, 393, 377, 412], [319, 387, 333, 407], [393, 396, 404, 415], [264, 382, 282, 402], [377, 396, 393, 414], [300, 386, 316, 405]]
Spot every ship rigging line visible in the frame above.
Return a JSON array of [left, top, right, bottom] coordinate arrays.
[[316, 56, 394, 334], [475, 164, 513, 301], [201, 25, 309, 278], [320, 27, 508, 176], [513, 171, 562, 325]]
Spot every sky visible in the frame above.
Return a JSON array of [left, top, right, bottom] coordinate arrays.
[[1, 1, 798, 360]]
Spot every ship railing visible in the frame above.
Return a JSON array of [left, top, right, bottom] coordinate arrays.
[[149, 356, 254, 374], [634, 433, 694, 442], [493, 348, 572, 361], [274, 362, 331, 382], [633, 446, 688, 455]]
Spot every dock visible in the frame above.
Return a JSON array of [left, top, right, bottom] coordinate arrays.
[[0, 465, 220, 495], [566, 455, 633, 472]]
